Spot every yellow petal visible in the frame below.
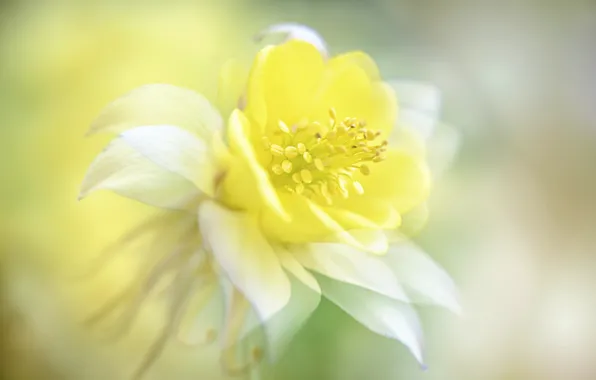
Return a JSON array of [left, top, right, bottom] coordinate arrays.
[[316, 62, 396, 137], [221, 109, 289, 220], [245, 40, 325, 133], [328, 50, 380, 81], [198, 201, 290, 322], [89, 84, 223, 141], [356, 148, 431, 214]]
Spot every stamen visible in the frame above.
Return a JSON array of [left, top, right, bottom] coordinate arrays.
[[271, 164, 284, 175], [314, 158, 325, 171], [303, 151, 313, 163], [300, 169, 313, 184], [281, 160, 293, 173], [292, 173, 302, 184], [270, 144, 284, 156], [297, 143, 306, 154], [360, 164, 371, 176], [284, 146, 298, 159]]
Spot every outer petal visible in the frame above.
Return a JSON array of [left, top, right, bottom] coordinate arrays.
[[291, 242, 408, 302], [277, 246, 321, 294], [391, 81, 441, 118], [316, 274, 425, 365], [79, 138, 200, 209], [382, 242, 461, 314], [89, 84, 223, 141], [121, 125, 220, 197], [237, 272, 321, 362], [198, 201, 291, 322]]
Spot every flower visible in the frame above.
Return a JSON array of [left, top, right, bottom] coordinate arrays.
[[80, 24, 460, 378]]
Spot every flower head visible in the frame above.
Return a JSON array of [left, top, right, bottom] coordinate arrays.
[[80, 24, 459, 377]]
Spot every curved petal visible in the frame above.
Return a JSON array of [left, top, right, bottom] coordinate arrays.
[[79, 137, 200, 209], [291, 242, 408, 302], [245, 40, 325, 132], [328, 51, 380, 81], [217, 59, 249, 118], [177, 277, 224, 346], [277, 246, 320, 294], [382, 242, 461, 314], [222, 109, 289, 220], [121, 125, 220, 197], [255, 23, 328, 57], [259, 194, 388, 254], [317, 63, 396, 137], [89, 84, 223, 141], [198, 201, 291, 322], [316, 274, 425, 365]]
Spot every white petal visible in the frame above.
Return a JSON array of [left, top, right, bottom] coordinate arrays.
[[277, 247, 321, 294], [79, 138, 199, 209], [383, 242, 461, 314], [255, 23, 328, 57], [292, 242, 409, 302], [198, 201, 291, 322], [238, 272, 321, 362], [177, 278, 225, 346], [89, 84, 223, 141], [121, 125, 220, 197], [316, 274, 425, 364], [399, 108, 439, 141], [426, 121, 461, 180], [391, 80, 441, 115]]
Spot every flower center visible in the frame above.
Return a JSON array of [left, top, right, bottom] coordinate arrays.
[[261, 108, 387, 205]]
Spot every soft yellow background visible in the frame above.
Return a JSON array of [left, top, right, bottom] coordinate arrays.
[[2, 1, 596, 380]]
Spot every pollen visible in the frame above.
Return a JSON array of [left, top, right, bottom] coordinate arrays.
[[262, 109, 386, 203]]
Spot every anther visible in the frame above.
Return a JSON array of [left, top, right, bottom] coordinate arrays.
[[360, 164, 371, 176], [297, 143, 306, 154], [284, 146, 298, 159], [303, 151, 313, 163], [281, 160, 293, 173], [271, 164, 284, 175], [314, 158, 325, 171], [278, 120, 291, 134], [261, 136, 272, 149], [292, 173, 302, 184], [295, 183, 305, 195], [300, 169, 313, 184], [270, 144, 284, 156], [329, 107, 337, 121]]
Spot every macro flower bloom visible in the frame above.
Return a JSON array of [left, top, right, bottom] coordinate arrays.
[[80, 24, 459, 378]]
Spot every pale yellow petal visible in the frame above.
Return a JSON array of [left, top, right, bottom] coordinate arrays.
[[198, 201, 290, 321], [121, 125, 220, 197], [89, 84, 223, 141], [79, 137, 200, 209], [292, 241, 408, 301]]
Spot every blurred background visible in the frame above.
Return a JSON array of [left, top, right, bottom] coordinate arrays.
[[2, 0, 596, 379]]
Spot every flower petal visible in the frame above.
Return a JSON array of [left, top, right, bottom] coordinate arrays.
[[89, 84, 223, 141], [316, 274, 425, 364], [120, 125, 220, 197], [391, 80, 441, 117], [198, 201, 291, 322], [238, 272, 321, 362], [177, 278, 224, 346], [255, 23, 328, 57], [277, 246, 321, 294], [79, 138, 200, 209], [222, 109, 289, 220], [291, 242, 408, 302], [355, 149, 431, 215], [217, 59, 249, 118], [382, 242, 461, 314], [245, 40, 325, 132]]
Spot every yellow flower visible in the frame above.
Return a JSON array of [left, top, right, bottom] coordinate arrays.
[[80, 24, 459, 376]]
